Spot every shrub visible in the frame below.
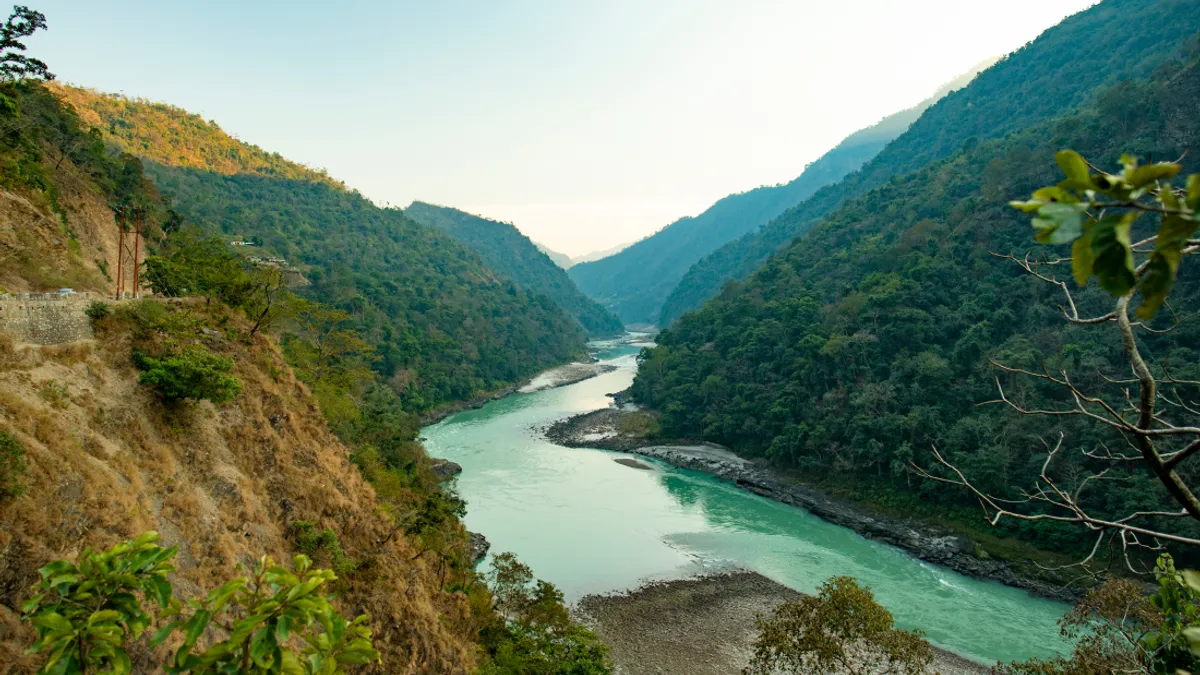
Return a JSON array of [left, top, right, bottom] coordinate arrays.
[[291, 520, 358, 576], [0, 430, 28, 500], [133, 346, 242, 404], [83, 300, 111, 321], [21, 531, 379, 674]]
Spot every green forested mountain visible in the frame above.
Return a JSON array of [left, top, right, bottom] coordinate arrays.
[[632, 55, 1200, 554], [55, 86, 587, 412], [567, 61, 995, 326], [405, 201, 624, 336], [659, 0, 1200, 326]]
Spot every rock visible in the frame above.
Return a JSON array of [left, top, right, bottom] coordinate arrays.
[[468, 531, 490, 566], [429, 458, 463, 481], [614, 457, 654, 470]]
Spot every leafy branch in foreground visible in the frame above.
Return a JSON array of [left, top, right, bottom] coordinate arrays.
[[21, 532, 379, 675], [999, 554, 1200, 674], [916, 151, 1200, 573]]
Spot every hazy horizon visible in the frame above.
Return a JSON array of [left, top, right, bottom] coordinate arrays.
[[35, 0, 1096, 256]]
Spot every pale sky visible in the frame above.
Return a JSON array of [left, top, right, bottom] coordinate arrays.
[[34, 0, 1096, 256]]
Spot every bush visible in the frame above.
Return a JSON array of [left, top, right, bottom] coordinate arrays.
[[133, 346, 242, 404], [83, 300, 111, 322], [0, 430, 27, 500], [21, 531, 379, 674]]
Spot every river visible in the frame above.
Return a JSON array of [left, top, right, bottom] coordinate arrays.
[[421, 336, 1072, 665]]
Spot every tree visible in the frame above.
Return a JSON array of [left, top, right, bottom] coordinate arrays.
[[479, 552, 611, 675], [745, 576, 933, 675], [244, 266, 297, 336], [21, 532, 379, 675], [917, 152, 1200, 572], [0, 6, 51, 81]]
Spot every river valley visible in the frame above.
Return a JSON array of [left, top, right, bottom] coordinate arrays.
[[421, 337, 1073, 667]]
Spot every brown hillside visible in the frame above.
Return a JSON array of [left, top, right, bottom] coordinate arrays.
[[0, 157, 136, 294], [0, 302, 477, 673]]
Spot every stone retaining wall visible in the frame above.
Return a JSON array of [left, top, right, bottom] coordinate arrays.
[[0, 292, 96, 344]]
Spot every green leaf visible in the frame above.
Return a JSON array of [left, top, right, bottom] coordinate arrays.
[[1009, 200, 1044, 213], [31, 612, 75, 635], [1055, 150, 1093, 189], [1032, 203, 1088, 244], [1158, 214, 1199, 252], [1138, 251, 1182, 320], [150, 620, 182, 648], [1090, 212, 1138, 296], [149, 575, 173, 609], [1129, 162, 1181, 189], [1187, 174, 1200, 211], [181, 609, 212, 650], [279, 650, 306, 675], [250, 625, 278, 669], [1071, 224, 1094, 287], [86, 610, 123, 626]]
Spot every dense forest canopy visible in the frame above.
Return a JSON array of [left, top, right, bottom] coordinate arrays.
[[404, 201, 624, 337], [55, 86, 588, 413], [568, 60, 994, 326], [633, 56, 1200, 558], [660, 0, 1200, 326]]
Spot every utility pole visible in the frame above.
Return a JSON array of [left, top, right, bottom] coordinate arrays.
[[132, 208, 141, 298], [115, 207, 125, 299]]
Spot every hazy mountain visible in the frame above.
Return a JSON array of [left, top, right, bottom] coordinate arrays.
[[659, 0, 1200, 325], [534, 241, 575, 269], [567, 59, 996, 325]]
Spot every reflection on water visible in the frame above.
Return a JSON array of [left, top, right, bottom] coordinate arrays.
[[422, 336, 1071, 664]]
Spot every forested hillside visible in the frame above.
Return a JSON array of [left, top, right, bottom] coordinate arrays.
[[660, 0, 1200, 325], [569, 61, 994, 326], [53, 86, 588, 412], [405, 201, 624, 336], [633, 54, 1200, 555]]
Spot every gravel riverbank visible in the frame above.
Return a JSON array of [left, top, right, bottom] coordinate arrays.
[[576, 571, 990, 675], [546, 408, 1073, 602]]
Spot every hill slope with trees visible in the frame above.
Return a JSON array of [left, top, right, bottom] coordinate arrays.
[[633, 50, 1200, 557], [53, 86, 588, 412], [660, 0, 1200, 325], [568, 61, 995, 326], [405, 201, 624, 337]]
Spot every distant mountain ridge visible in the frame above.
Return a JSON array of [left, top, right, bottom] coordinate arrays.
[[566, 59, 996, 326], [659, 0, 1200, 325], [405, 202, 625, 336]]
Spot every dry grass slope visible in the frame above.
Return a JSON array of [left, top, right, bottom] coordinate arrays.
[[0, 304, 478, 673]]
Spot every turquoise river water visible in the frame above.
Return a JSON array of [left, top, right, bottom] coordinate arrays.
[[421, 337, 1071, 665]]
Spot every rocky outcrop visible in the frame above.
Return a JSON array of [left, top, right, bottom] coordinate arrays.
[[429, 457, 463, 481], [548, 409, 1076, 602], [468, 531, 490, 566]]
